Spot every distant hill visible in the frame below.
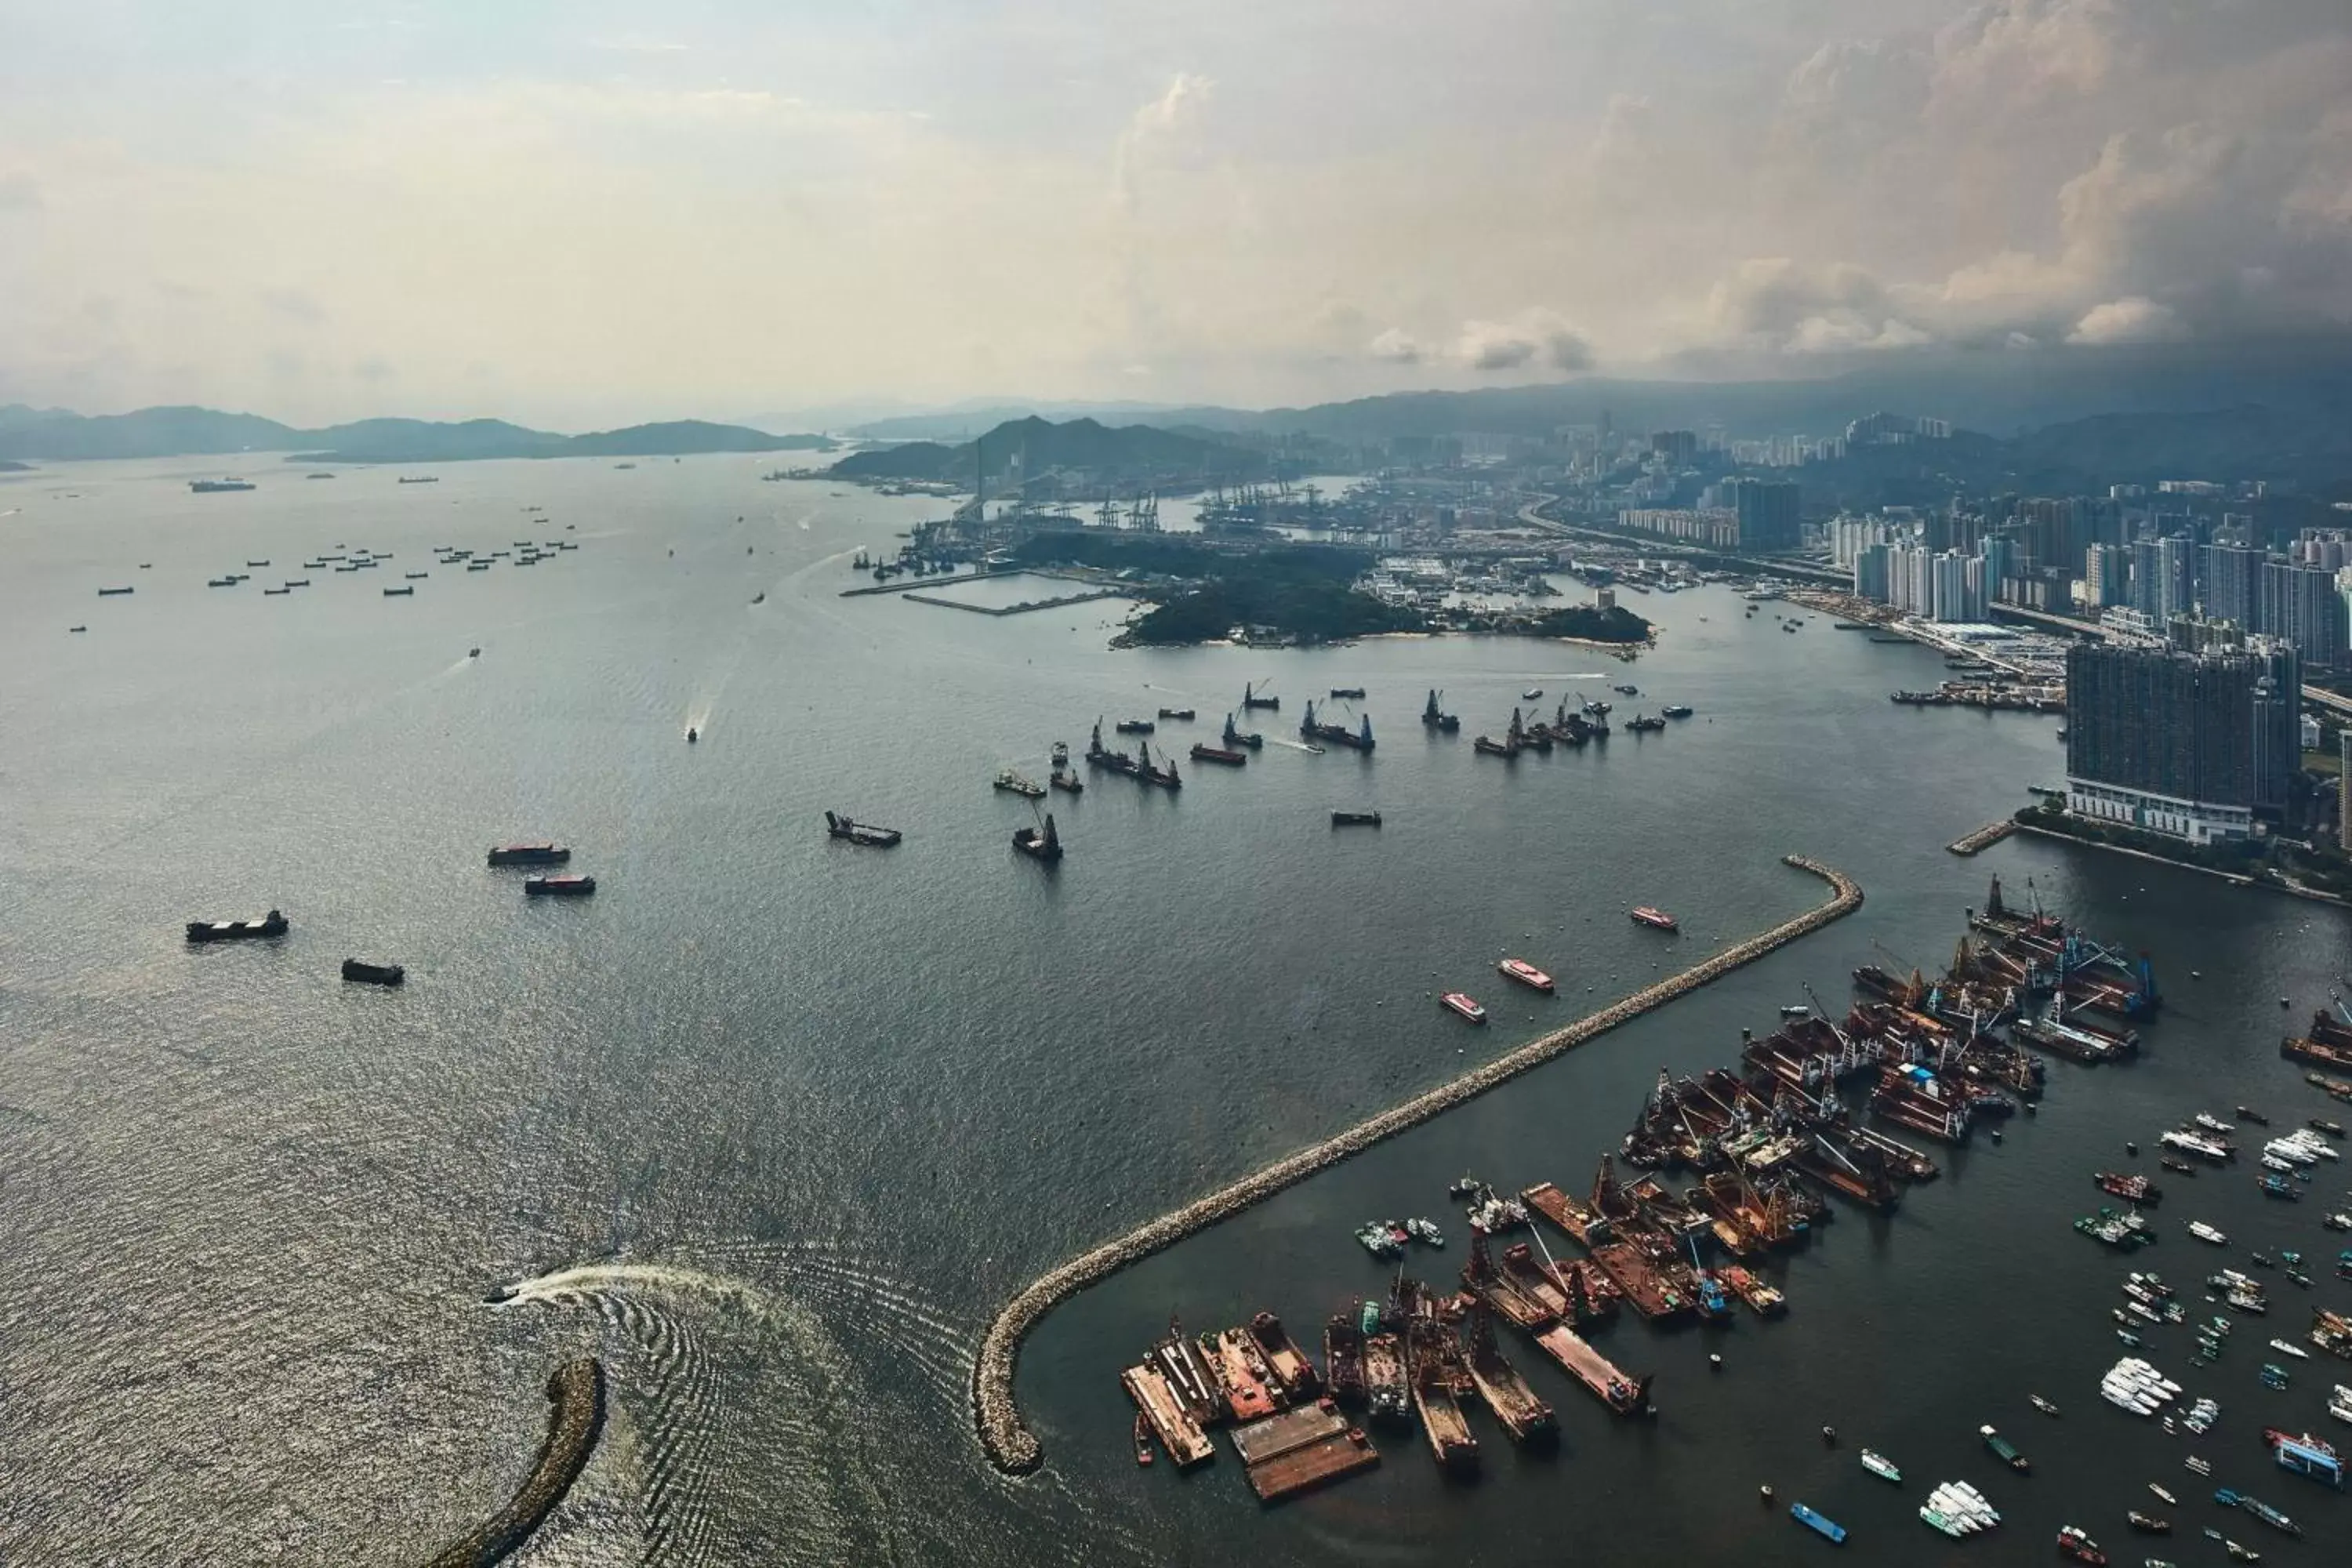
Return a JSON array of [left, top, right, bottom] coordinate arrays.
[[0, 459, 31, 472], [0, 405, 833, 463], [829, 415, 1267, 485]]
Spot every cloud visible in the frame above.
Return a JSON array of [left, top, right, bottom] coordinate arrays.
[[1454, 309, 1593, 373], [2067, 295, 2185, 343], [258, 286, 325, 325], [1367, 327, 1425, 365], [0, 172, 40, 211], [1112, 72, 1213, 216]]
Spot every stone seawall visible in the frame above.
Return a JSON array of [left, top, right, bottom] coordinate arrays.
[[422, 1357, 606, 1568], [972, 856, 1863, 1473]]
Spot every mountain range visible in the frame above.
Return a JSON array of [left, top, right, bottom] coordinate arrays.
[[0, 405, 831, 464], [828, 415, 1272, 485]]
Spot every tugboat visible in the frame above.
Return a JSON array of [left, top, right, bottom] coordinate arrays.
[[524, 875, 596, 896], [186, 910, 289, 942], [1012, 812, 1062, 862], [340, 958, 405, 985], [1497, 958, 1554, 993], [1440, 992, 1486, 1024], [1631, 906, 1679, 932], [823, 811, 902, 848]]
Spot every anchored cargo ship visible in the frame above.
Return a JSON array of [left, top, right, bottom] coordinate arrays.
[[824, 811, 902, 848], [524, 874, 596, 896], [1189, 742, 1248, 766], [186, 909, 288, 942], [189, 478, 256, 492], [1330, 811, 1381, 827], [488, 843, 570, 866]]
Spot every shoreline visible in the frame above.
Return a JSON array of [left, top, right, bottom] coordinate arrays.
[[2013, 821, 2350, 907], [970, 855, 1862, 1475]]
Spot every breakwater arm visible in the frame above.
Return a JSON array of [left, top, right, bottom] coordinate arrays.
[[973, 856, 1863, 1473], [422, 1357, 605, 1568]]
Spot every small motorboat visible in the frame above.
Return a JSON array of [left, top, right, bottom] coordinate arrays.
[[686, 727, 699, 743], [1522, 688, 1542, 701], [2030, 1395, 2060, 1417], [468, 647, 481, 658], [1133, 1412, 1153, 1466]]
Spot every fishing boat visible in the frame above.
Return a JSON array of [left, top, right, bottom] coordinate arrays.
[[1860, 1449, 1901, 1483], [1440, 992, 1486, 1025]]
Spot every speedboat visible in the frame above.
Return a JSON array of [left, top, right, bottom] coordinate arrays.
[[1522, 688, 1542, 701], [2031, 1394, 2061, 1416]]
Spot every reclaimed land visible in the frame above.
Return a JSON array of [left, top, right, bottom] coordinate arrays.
[[972, 856, 1863, 1474], [422, 1357, 605, 1568]]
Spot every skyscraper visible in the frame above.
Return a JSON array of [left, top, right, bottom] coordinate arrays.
[[2064, 641, 2299, 843], [2129, 537, 2190, 623], [2083, 544, 2129, 609], [2198, 543, 2256, 626], [1725, 478, 1801, 551], [2256, 560, 2348, 666]]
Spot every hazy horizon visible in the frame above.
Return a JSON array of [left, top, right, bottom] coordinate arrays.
[[5, 2, 2348, 428]]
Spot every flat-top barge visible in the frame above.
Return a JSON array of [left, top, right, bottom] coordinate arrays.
[[187, 909, 289, 942]]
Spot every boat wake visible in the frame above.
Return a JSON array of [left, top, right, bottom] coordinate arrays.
[[490, 1246, 1148, 1566]]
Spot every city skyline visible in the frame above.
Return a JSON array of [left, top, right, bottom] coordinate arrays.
[[5, 1, 2350, 426]]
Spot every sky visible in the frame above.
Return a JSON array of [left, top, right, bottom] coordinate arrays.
[[2, 1, 2348, 427]]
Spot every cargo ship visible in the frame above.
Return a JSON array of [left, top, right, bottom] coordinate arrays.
[[1242, 681, 1279, 711], [186, 909, 289, 942], [824, 811, 902, 848], [1498, 958, 1554, 993], [96, 586, 135, 596], [1441, 993, 1486, 1024], [1156, 707, 1195, 721], [1013, 814, 1062, 862], [1361, 1322, 1408, 1421], [1300, 699, 1374, 752], [488, 843, 570, 866], [1631, 906, 1679, 932], [1330, 811, 1381, 827], [189, 478, 256, 492], [1189, 742, 1248, 766], [382, 585, 414, 596], [1330, 687, 1366, 700], [524, 874, 596, 896], [1220, 713, 1263, 750], [1980, 1423, 2030, 1472], [1323, 1314, 1365, 1404], [341, 958, 405, 985], [2095, 1171, 2162, 1204], [1421, 689, 1461, 733], [1115, 718, 1156, 735]]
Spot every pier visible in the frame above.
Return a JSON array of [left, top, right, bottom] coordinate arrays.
[[1946, 819, 2017, 856], [972, 855, 1863, 1474], [422, 1358, 605, 1568]]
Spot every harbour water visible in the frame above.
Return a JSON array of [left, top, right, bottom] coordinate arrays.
[[3, 456, 2347, 1564]]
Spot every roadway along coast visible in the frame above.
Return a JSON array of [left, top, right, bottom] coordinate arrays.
[[971, 855, 1864, 1474]]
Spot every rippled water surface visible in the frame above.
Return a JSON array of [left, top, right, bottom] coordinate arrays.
[[3, 456, 2347, 1565]]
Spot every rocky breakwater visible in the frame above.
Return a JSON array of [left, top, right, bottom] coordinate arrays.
[[973, 855, 1863, 1473], [422, 1356, 606, 1568]]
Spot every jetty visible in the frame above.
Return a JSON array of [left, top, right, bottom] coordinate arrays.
[[423, 1358, 605, 1568], [1947, 819, 2017, 856], [972, 855, 1864, 1473], [902, 586, 1127, 617]]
